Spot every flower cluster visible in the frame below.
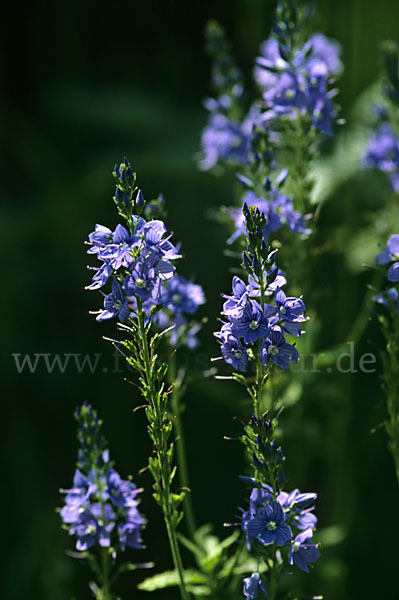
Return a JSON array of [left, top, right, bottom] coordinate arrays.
[[87, 158, 205, 347], [60, 404, 145, 554], [200, 106, 262, 171], [155, 275, 205, 349], [255, 32, 342, 135], [242, 483, 319, 571], [363, 123, 399, 193], [363, 42, 399, 193], [373, 234, 399, 310], [216, 205, 307, 373], [226, 179, 311, 245], [240, 414, 319, 598], [200, 6, 342, 174], [199, 20, 269, 171]]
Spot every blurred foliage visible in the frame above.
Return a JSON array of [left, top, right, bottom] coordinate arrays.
[[3, 1, 399, 599]]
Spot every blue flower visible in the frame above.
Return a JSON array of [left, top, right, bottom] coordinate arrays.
[[376, 234, 399, 264], [220, 332, 249, 372], [87, 225, 114, 252], [277, 489, 318, 530], [289, 529, 320, 573], [278, 488, 317, 511], [106, 469, 141, 508], [293, 508, 318, 531], [123, 255, 160, 301], [90, 502, 116, 548], [255, 34, 340, 135], [69, 503, 115, 551], [227, 188, 310, 245], [375, 234, 399, 283], [97, 280, 129, 322], [86, 262, 112, 291], [231, 300, 271, 344], [60, 470, 96, 524], [222, 276, 248, 318], [143, 220, 181, 262], [274, 287, 307, 322], [248, 485, 273, 513], [373, 287, 399, 310], [259, 329, 299, 369], [270, 193, 311, 235], [388, 262, 399, 282], [99, 224, 137, 270], [245, 500, 292, 548], [70, 509, 99, 551], [118, 506, 146, 550], [162, 275, 205, 314], [302, 33, 343, 78], [243, 572, 268, 599], [200, 113, 250, 170], [364, 124, 399, 192]]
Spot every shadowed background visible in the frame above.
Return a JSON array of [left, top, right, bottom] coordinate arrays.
[[3, 0, 399, 598]]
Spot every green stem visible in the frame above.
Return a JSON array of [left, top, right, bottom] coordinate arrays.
[[169, 359, 197, 540], [268, 553, 279, 600], [137, 306, 190, 600], [100, 549, 112, 600], [93, 466, 113, 600], [255, 357, 263, 420]]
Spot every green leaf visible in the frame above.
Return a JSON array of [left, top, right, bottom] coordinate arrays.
[[138, 569, 207, 592]]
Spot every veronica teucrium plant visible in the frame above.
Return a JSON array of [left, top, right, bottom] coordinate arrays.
[[214, 205, 319, 599], [370, 234, 399, 484], [59, 404, 147, 600], [84, 158, 205, 600], [201, 0, 342, 241]]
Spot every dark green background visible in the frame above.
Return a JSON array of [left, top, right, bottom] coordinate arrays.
[[3, 0, 399, 598]]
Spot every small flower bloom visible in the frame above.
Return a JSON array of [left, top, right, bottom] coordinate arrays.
[[388, 262, 399, 282], [222, 276, 248, 318], [106, 469, 141, 508], [373, 287, 399, 310], [221, 333, 249, 372], [86, 262, 112, 291], [90, 502, 116, 548], [231, 300, 270, 344], [259, 329, 299, 369], [243, 572, 268, 599], [375, 234, 399, 265], [143, 220, 181, 262], [60, 470, 96, 524], [245, 500, 292, 548], [99, 224, 136, 270], [289, 529, 320, 573], [200, 113, 250, 170], [70, 509, 99, 551], [97, 280, 129, 322], [118, 506, 146, 550], [87, 224, 113, 252], [364, 124, 399, 192], [124, 258, 157, 301], [278, 489, 317, 511], [274, 287, 307, 322], [162, 275, 205, 314]]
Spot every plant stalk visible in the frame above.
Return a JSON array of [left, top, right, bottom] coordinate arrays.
[[137, 307, 190, 600]]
